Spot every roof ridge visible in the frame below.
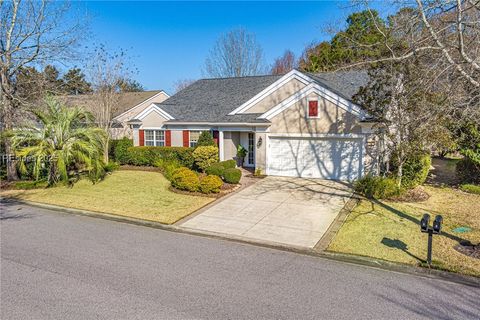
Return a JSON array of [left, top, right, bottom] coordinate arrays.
[[198, 74, 284, 81]]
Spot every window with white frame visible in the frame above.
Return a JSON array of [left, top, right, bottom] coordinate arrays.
[[307, 98, 319, 118], [189, 131, 201, 147], [144, 130, 165, 146]]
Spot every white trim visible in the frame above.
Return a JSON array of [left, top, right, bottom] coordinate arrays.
[[258, 83, 365, 120], [218, 131, 225, 161], [267, 132, 365, 139], [164, 122, 270, 127], [228, 70, 314, 115], [136, 103, 175, 121], [113, 91, 170, 120], [141, 126, 167, 130]]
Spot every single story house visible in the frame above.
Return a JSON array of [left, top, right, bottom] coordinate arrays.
[[67, 90, 170, 139], [127, 70, 379, 181]]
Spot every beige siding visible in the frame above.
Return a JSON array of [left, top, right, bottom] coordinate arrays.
[[171, 130, 183, 147], [141, 111, 168, 128], [255, 132, 267, 173], [223, 132, 240, 160], [245, 78, 306, 114], [111, 92, 169, 139], [269, 93, 362, 135]]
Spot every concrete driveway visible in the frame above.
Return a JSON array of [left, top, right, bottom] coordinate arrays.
[[180, 176, 353, 248]]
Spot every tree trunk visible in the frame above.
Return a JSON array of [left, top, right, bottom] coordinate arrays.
[[1, 71, 19, 181], [103, 135, 109, 163]]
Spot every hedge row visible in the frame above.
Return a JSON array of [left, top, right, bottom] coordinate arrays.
[[110, 141, 195, 168], [205, 160, 241, 184]]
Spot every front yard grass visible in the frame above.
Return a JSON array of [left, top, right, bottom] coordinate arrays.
[[328, 185, 480, 277], [2, 170, 214, 224]]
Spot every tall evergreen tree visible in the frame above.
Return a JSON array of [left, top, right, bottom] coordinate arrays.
[[63, 68, 92, 95]]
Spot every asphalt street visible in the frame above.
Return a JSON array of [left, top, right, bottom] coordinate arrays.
[[1, 201, 479, 320]]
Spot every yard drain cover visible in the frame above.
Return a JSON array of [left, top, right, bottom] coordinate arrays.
[[453, 227, 472, 233]]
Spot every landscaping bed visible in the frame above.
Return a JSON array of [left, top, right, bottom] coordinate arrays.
[[328, 185, 480, 277], [1, 171, 214, 224]]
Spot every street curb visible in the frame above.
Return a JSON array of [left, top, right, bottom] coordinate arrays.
[[5, 198, 480, 288]]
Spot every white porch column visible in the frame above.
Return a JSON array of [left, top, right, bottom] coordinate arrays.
[[219, 130, 224, 161]]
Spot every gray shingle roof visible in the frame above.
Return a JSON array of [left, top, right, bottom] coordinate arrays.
[[307, 70, 369, 101], [159, 70, 368, 123], [159, 75, 282, 123]]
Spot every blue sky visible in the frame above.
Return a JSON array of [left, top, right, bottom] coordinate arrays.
[[75, 1, 387, 93]]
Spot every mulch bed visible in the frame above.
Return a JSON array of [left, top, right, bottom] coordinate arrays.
[[454, 241, 480, 259], [168, 183, 240, 198]]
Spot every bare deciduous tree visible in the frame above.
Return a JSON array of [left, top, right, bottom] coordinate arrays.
[[270, 50, 298, 75], [0, 0, 82, 180], [87, 45, 135, 163], [204, 28, 265, 78], [346, 1, 480, 112], [173, 78, 195, 93]]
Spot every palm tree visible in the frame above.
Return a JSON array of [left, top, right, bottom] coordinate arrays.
[[11, 97, 107, 186]]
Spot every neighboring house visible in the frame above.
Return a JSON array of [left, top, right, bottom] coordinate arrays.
[[127, 70, 379, 181], [66, 90, 170, 139]]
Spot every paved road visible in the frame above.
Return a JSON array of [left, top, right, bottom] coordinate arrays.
[[1, 201, 479, 320]]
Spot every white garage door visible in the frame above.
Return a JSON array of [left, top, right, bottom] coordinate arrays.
[[267, 136, 363, 181]]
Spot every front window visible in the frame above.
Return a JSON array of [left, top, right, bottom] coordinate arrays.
[[189, 131, 201, 147], [144, 130, 165, 146]]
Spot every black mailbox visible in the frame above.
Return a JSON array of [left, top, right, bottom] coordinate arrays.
[[433, 215, 443, 234], [421, 214, 430, 232]]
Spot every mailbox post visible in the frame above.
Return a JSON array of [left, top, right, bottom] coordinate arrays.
[[420, 214, 443, 266]]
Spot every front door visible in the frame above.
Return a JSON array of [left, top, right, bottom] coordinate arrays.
[[247, 133, 255, 166]]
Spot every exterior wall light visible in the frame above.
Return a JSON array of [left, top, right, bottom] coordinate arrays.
[[257, 136, 262, 148]]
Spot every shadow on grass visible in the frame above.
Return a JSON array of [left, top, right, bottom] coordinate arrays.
[[381, 237, 424, 263], [372, 199, 468, 245]]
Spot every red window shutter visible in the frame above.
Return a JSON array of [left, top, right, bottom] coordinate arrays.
[[139, 130, 145, 146], [165, 130, 171, 146], [212, 130, 219, 146], [308, 100, 318, 117], [182, 130, 189, 147]]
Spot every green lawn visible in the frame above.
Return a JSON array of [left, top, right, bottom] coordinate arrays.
[[3, 170, 214, 224], [328, 185, 480, 277]]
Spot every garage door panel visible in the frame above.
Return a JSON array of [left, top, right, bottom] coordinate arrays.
[[267, 137, 362, 181]]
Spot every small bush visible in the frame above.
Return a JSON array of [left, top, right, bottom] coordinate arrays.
[[104, 161, 120, 173], [205, 163, 225, 177], [219, 159, 236, 169], [154, 158, 182, 181], [171, 167, 199, 192], [193, 146, 219, 172], [460, 184, 480, 195], [223, 168, 242, 184], [457, 157, 480, 184], [400, 154, 432, 189], [126, 146, 194, 168], [196, 131, 216, 147], [354, 175, 401, 199], [110, 138, 133, 164], [199, 175, 223, 194]]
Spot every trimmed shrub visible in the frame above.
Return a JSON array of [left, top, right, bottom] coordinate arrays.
[[219, 159, 236, 169], [126, 146, 194, 168], [460, 184, 480, 195], [400, 154, 432, 189], [199, 175, 223, 194], [193, 146, 219, 172], [354, 175, 401, 199], [457, 157, 480, 184], [171, 167, 199, 192], [154, 158, 182, 181], [110, 137, 133, 164], [205, 163, 225, 177], [223, 168, 242, 184], [196, 131, 216, 147]]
